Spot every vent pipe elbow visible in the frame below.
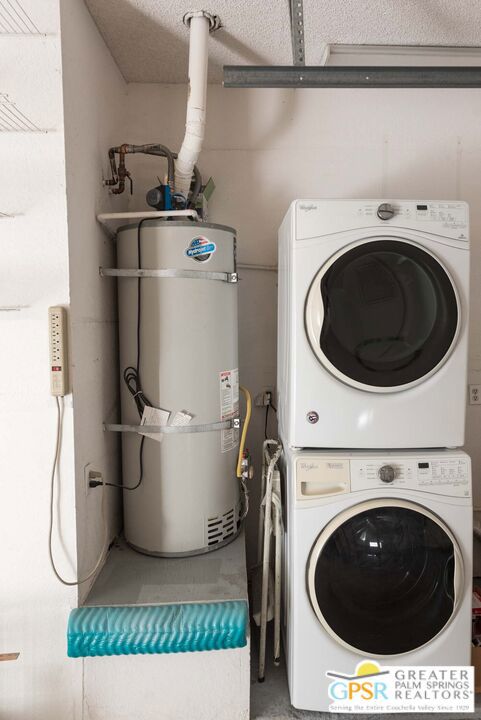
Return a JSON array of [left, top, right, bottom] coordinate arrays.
[[175, 11, 217, 198]]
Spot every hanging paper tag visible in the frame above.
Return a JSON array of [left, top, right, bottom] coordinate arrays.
[[139, 406, 171, 442], [171, 410, 194, 426], [139, 406, 194, 442]]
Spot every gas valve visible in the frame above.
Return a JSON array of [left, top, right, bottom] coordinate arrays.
[[240, 451, 253, 481]]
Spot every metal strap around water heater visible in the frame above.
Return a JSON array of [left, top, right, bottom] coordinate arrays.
[[105, 418, 240, 435], [100, 267, 238, 283]]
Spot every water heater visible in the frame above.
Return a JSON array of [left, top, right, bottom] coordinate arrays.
[[116, 219, 240, 556]]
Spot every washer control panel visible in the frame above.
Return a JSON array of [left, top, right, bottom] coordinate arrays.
[[350, 456, 471, 498]]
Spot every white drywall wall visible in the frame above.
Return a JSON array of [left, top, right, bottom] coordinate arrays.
[[59, 0, 128, 605], [124, 83, 481, 564], [1, 1, 129, 716], [0, 3, 82, 718]]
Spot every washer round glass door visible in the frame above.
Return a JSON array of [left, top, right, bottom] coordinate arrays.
[[305, 238, 460, 392], [307, 499, 463, 657]]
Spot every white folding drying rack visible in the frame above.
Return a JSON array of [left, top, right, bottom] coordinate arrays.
[[257, 439, 283, 682]]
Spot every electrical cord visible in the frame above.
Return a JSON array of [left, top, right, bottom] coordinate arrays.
[[48, 396, 109, 585], [101, 218, 151, 492], [264, 401, 277, 440], [123, 366, 150, 416], [239, 475, 249, 523], [99, 366, 148, 491]]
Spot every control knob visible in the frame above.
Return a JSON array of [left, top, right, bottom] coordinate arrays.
[[379, 465, 395, 483], [377, 203, 395, 221]]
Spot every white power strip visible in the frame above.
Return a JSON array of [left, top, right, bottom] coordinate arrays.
[[48, 306, 68, 396]]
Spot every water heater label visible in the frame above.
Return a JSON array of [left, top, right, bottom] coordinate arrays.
[[185, 236, 216, 263], [220, 369, 239, 453]]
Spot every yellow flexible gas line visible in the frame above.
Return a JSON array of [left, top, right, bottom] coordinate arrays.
[[236, 386, 252, 478]]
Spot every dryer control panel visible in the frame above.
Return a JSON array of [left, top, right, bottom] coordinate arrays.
[[357, 201, 468, 234], [295, 199, 469, 243], [350, 456, 471, 498]]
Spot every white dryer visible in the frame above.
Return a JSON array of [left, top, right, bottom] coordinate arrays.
[[278, 199, 470, 449], [281, 447, 472, 712]]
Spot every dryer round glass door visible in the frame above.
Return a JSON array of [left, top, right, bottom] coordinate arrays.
[[305, 238, 460, 392], [307, 499, 463, 657]]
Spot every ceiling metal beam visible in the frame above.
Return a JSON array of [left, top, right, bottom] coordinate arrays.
[[223, 65, 481, 88], [289, 0, 305, 66]]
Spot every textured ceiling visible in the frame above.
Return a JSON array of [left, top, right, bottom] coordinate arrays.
[[83, 0, 481, 83]]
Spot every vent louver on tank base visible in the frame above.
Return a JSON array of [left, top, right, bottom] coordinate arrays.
[[207, 504, 241, 547]]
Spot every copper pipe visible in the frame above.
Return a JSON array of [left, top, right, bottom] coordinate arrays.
[[104, 143, 201, 205]]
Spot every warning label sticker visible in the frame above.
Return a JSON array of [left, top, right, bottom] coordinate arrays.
[[220, 368, 239, 453]]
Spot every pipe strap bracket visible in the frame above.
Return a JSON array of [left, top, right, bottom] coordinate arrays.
[[105, 418, 240, 435], [100, 268, 238, 283]]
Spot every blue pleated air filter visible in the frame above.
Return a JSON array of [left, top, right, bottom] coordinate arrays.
[[67, 600, 248, 658]]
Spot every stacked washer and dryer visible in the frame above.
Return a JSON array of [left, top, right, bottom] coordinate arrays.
[[277, 199, 472, 712]]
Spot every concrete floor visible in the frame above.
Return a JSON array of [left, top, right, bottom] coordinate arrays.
[[250, 626, 481, 720]]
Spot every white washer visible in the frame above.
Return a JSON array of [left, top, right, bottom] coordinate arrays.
[[278, 199, 470, 449], [281, 447, 472, 713]]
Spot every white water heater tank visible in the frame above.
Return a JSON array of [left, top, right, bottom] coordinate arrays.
[[116, 219, 240, 556]]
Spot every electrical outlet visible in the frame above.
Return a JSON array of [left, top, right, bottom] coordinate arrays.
[[84, 463, 104, 494], [255, 389, 274, 407], [48, 306, 68, 396], [469, 384, 481, 405]]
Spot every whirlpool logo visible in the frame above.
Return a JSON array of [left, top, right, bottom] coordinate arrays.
[[327, 660, 389, 702]]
